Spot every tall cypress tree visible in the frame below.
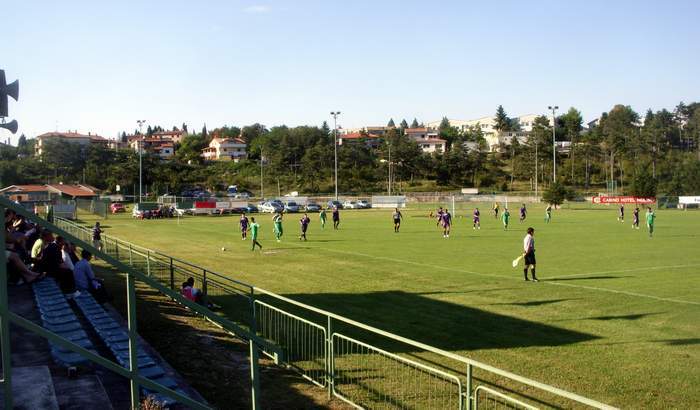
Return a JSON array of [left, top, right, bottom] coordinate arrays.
[[387, 118, 396, 127], [411, 118, 419, 128], [494, 105, 510, 131]]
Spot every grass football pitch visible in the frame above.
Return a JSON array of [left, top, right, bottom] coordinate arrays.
[[80, 204, 699, 408]]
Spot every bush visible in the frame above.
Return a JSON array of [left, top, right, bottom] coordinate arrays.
[[542, 182, 575, 206]]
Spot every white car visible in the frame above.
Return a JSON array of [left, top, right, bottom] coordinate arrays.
[[260, 201, 284, 213], [343, 200, 358, 209], [356, 200, 371, 209]]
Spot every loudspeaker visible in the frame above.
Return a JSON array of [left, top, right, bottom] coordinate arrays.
[[1, 70, 20, 117], [0, 119, 18, 134]]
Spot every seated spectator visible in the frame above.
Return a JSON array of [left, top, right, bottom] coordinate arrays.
[[181, 277, 217, 309], [61, 241, 75, 273], [6, 250, 44, 285], [31, 229, 51, 267], [74, 250, 111, 303], [36, 233, 79, 297]]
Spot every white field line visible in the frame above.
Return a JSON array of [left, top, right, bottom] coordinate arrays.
[[293, 244, 700, 306]]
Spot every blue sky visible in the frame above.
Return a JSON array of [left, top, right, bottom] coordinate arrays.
[[3, 0, 699, 142]]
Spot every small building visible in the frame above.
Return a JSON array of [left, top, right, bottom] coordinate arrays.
[[337, 132, 383, 149], [128, 137, 175, 160], [0, 184, 99, 202], [152, 130, 186, 144], [35, 131, 108, 156], [201, 137, 247, 162], [405, 128, 446, 153]]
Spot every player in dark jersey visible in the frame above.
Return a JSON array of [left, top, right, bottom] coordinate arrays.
[[441, 209, 452, 238], [519, 204, 527, 223], [332, 206, 340, 230], [393, 208, 403, 233], [299, 213, 311, 241], [632, 207, 640, 229], [239, 213, 249, 240], [618, 205, 625, 222], [472, 208, 481, 230]]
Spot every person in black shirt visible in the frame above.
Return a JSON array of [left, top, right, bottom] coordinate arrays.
[[38, 233, 78, 296]]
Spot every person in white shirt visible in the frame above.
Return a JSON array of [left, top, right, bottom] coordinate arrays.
[[522, 227, 538, 282], [61, 241, 75, 272]]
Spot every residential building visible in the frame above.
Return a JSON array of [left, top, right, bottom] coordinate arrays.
[[201, 137, 247, 162], [152, 130, 186, 144], [128, 136, 175, 159], [337, 132, 383, 148], [340, 126, 391, 136], [426, 114, 540, 153], [35, 131, 108, 156], [405, 128, 445, 153], [0, 184, 99, 202]]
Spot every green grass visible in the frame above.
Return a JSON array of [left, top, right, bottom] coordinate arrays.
[[80, 204, 700, 409]]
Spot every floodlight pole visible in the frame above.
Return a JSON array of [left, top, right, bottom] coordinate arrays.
[[136, 120, 147, 202], [260, 148, 264, 199], [331, 111, 341, 200], [535, 140, 538, 199], [548, 106, 558, 183]]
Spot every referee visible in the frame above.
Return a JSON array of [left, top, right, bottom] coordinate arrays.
[[522, 227, 538, 282]]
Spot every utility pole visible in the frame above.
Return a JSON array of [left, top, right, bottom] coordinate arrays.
[[535, 140, 538, 199], [136, 120, 147, 202], [548, 106, 558, 183], [260, 148, 264, 199], [330, 111, 341, 200], [388, 143, 392, 195]]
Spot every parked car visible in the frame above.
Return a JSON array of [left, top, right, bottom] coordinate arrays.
[[327, 200, 343, 209], [305, 202, 321, 212], [244, 204, 259, 213], [260, 201, 284, 213], [110, 203, 125, 214], [233, 192, 250, 199], [342, 200, 358, 209], [284, 201, 300, 213], [356, 200, 371, 209]]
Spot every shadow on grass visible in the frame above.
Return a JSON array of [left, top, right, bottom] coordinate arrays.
[[585, 312, 664, 321], [490, 298, 577, 307], [655, 338, 700, 346], [247, 290, 599, 353], [545, 275, 632, 281]]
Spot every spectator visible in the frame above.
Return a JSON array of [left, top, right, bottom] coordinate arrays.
[[181, 277, 215, 309], [92, 222, 103, 253], [37, 233, 79, 296], [61, 241, 75, 273], [31, 230, 52, 267], [74, 250, 110, 303], [6, 250, 44, 285]]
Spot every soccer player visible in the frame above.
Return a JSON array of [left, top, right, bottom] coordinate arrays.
[[393, 208, 403, 233], [519, 204, 527, 223], [646, 207, 656, 237], [493, 202, 500, 219], [272, 212, 284, 242], [239, 212, 249, 240], [299, 213, 311, 241], [472, 208, 481, 230], [319, 207, 327, 229], [332, 206, 340, 230], [436, 207, 444, 227], [441, 208, 452, 238], [522, 227, 538, 282], [249, 217, 262, 251], [632, 207, 640, 229], [502, 208, 510, 230], [545, 204, 552, 223], [92, 222, 103, 259], [618, 205, 625, 222]]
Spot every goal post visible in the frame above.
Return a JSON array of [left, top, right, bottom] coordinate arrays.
[[371, 195, 407, 208]]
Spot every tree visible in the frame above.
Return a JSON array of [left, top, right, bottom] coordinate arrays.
[[399, 119, 408, 129], [494, 105, 511, 132], [201, 124, 208, 139], [542, 182, 574, 206], [629, 166, 657, 197], [560, 107, 583, 182], [387, 118, 395, 128], [599, 104, 639, 192], [411, 118, 419, 128], [439, 117, 450, 131], [182, 123, 188, 133]]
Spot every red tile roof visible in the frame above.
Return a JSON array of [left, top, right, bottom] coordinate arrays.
[[0, 185, 50, 193], [46, 184, 98, 197], [420, 138, 446, 143], [405, 128, 428, 133], [340, 132, 382, 140], [37, 131, 106, 141]]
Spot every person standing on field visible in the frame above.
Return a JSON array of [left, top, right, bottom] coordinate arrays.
[[493, 202, 500, 219], [472, 208, 481, 230], [646, 207, 656, 237], [441, 208, 452, 238], [522, 227, 538, 282], [92, 222, 103, 253], [618, 204, 625, 222], [299, 213, 311, 241], [249, 217, 262, 251], [545, 204, 552, 223], [239, 212, 249, 240], [332, 206, 340, 230], [272, 212, 284, 242], [393, 208, 403, 233], [502, 208, 510, 230], [632, 207, 640, 229], [519, 204, 527, 223], [319, 207, 327, 229]]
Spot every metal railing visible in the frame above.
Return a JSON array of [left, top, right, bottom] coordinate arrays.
[[0, 198, 282, 410], [53, 216, 619, 410]]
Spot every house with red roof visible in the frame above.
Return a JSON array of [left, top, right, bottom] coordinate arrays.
[[201, 137, 247, 162], [0, 184, 99, 202], [35, 131, 108, 156], [337, 132, 384, 149]]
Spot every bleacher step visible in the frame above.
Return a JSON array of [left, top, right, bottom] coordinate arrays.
[[51, 373, 114, 410], [0, 365, 59, 410]]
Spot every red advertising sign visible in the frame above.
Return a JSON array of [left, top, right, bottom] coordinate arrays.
[[591, 196, 656, 204], [194, 201, 216, 208]]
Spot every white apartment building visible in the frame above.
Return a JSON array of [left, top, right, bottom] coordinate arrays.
[[404, 128, 446, 153], [201, 137, 247, 162], [35, 131, 108, 156], [426, 114, 539, 152]]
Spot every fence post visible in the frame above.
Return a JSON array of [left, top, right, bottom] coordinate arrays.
[[249, 288, 257, 334], [126, 272, 140, 409], [202, 269, 208, 296], [146, 250, 151, 276], [466, 363, 473, 410], [115, 239, 119, 260], [129, 244, 133, 265], [249, 339, 261, 410], [327, 316, 333, 399], [169, 257, 175, 290], [0, 208, 13, 409]]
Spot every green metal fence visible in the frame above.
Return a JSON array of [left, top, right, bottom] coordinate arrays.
[[75, 198, 109, 218], [52, 216, 619, 410], [1, 198, 282, 410]]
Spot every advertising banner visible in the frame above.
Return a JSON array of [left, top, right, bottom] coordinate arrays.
[[679, 196, 700, 204], [591, 196, 656, 204]]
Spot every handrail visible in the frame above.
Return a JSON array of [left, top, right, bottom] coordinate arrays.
[[0, 198, 282, 409], [54, 216, 618, 410]]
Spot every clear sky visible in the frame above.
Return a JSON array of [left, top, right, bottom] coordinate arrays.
[[3, 0, 699, 142]]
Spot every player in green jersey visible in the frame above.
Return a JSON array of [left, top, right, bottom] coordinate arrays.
[[545, 204, 552, 223], [645, 207, 656, 237], [319, 207, 327, 229], [273, 212, 284, 242], [249, 218, 262, 251], [502, 208, 510, 230]]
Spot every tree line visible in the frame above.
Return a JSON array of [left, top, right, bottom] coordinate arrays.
[[1, 102, 699, 198]]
